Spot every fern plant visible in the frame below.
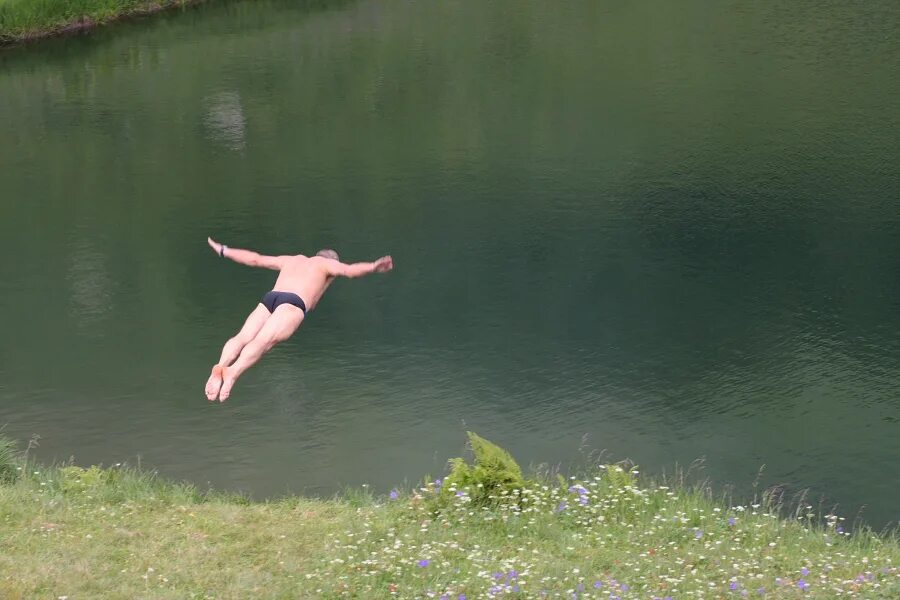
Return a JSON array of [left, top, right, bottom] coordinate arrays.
[[441, 431, 527, 506], [0, 435, 18, 483]]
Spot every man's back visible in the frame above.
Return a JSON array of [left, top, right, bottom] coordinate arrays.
[[272, 255, 335, 311]]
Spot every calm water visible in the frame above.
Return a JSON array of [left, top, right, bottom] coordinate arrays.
[[1, 0, 898, 527]]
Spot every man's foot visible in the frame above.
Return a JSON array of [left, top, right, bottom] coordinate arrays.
[[218, 368, 236, 402], [205, 365, 224, 401]]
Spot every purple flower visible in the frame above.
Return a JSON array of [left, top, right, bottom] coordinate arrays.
[[593, 581, 603, 588], [508, 570, 518, 580], [577, 583, 585, 592], [434, 478, 443, 488], [801, 567, 809, 577], [493, 572, 504, 580], [579, 495, 589, 505], [836, 526, 844, 533], [459, 595, 467, 600], [512, 585, 520, 592], [728, 517, 736, 526], [620, 583, 630, 592], [440, 595, 449, 600], [417, 559, 430, 568], [695, 530, 704, 539], [797, 579, 808, 591], [456, 490, 466, 497], [757, 587, 765, 595], [730, 582, 739, 590], [389, 489, 398, 501], [556, 501, 568, 512]]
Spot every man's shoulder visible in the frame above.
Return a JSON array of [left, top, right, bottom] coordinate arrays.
[[287, 255, 331, 269]]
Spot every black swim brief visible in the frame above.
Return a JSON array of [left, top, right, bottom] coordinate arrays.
[[261, 290, 307, 315]]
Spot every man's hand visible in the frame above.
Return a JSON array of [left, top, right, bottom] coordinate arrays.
[[208, 237, 225, 256], [374, 256, 393, 273]]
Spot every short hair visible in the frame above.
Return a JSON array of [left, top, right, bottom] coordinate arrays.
[[316, 248, 339, 261]]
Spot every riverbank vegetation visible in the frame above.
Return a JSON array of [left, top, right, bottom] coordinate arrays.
[[0, 432, 897, 598], [0, 0, 203, 45]]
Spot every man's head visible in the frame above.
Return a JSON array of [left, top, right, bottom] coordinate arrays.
[[317, 249, 340, 261]]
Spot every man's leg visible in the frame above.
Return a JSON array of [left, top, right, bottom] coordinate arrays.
[[205, 304, 271, 401], [217, 305, 305, 401]]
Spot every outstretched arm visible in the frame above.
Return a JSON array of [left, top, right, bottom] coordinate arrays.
[[207, 237, 286, 270], [326, 255, 393, 278]]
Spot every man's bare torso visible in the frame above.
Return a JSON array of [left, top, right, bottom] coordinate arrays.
[[271, 255, 335, 311]]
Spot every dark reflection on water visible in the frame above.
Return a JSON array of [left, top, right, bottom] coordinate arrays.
[[1, 0, 898, 528]]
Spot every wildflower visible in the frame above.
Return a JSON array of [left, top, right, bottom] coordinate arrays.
[[695, 530, 703, 539], [730, 582, 739, 590], [456, 490, 466, 497], [417, 559, 430, 568], [728, 517, 736, 526], [556, 501, 568, 512], [389, 489, 399, 501], [621, 583, 630, 592], [757, 588, 765, 595], [797, 579, 808, 591], [836, 526, 844, 534], [593, 581, 603, 588], [493, 572, 504, 580], [434, 478, 443, 488]]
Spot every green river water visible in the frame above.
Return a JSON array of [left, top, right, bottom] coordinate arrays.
[[1, 0, 898, 527]]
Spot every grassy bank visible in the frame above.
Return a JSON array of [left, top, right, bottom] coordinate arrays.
[[0, 433, 897, 599], [0, 0, 205, 45]]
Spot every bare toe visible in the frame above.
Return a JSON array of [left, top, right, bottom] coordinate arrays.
[[218, 369, 235, 402], [205, 365, 223, 401]]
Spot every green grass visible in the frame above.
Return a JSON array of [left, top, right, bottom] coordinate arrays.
[[0, 0, 201, 44], [0, 436, 897, 599]]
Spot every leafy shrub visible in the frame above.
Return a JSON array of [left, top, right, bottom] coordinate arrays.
[[441, 431, 527, 506], [0, 435, 18, 483]]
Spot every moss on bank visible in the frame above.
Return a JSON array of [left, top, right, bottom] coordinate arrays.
[[0, 434, 898, 598], [0, 0, 207, 45]]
